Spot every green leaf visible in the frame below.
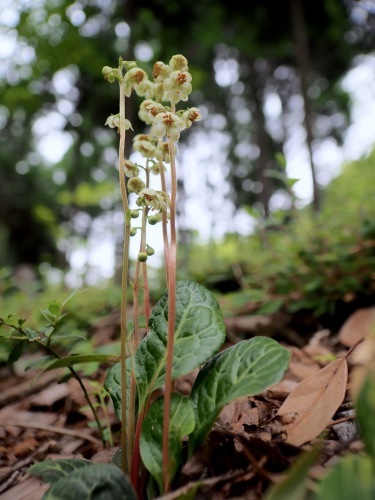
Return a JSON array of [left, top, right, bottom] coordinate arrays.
[[40, 308, 57, 324], [189, 337, 290, 454], [264, 444, 321, 500], [8, 340, 25, 364], [23, 327, 41, 341], [315, 455, 375, 500], [257, 298, 284, 315], [140, 394, 195, 493], [28, 458, 93, 484], [45, 354, 119, 371], [44, 326, 55, 338], [355, 369, 375, 460], [135, 280, 226, 410], [25, 356, 54, 372], [104, 358, 132, 420], [2, 315, 21, 329], [48, 302, 61, 317], [40, 463, 136, 499]]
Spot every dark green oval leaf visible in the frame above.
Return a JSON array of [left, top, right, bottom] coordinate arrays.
[[104, 358, 132, 420], [41, 463, 136, 499], [189, 337, 290, 453], [140, 393, 195, 493], [135, 280, 226, 410], [28, 458, 92, 484], [8, 340, 25, 364]]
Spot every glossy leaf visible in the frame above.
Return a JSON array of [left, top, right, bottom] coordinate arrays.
[[41, 463, 136, 499], [104, 358, 132, 420], [135, 280, 226, 410], [28, 458, 92, 484], [189, 337, 290, 453], [140, 393, 195, 492]]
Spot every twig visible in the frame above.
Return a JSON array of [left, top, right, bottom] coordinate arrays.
[[0, 421, 100, 444]]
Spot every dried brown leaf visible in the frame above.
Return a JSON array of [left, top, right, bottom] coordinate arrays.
[[339, 307, 375, 347], [277, 357, 348, 446]]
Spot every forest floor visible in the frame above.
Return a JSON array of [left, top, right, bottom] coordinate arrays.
[[0, 303, 371, 499]]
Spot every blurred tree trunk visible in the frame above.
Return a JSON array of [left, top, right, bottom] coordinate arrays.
[[290, 0, 321, 212], [248, 59, 273, 217]]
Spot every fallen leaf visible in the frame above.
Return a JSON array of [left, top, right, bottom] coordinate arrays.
[[277, 358, 348, 446], [350, 331, 375, 399], [338, 307, 375, 347]]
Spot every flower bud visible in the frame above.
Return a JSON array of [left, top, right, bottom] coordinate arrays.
[[146, 245, 155, 256], [130, 210, 139, 219], [102, 66, 116, 83], [138, 252, 148, 262], [130, 227, 137, 237], [148, 215, 159, 225], [127, 177, 145, 193]]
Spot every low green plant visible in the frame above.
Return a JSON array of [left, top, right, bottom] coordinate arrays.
[[0, 289, 118, 446], [26, 54, 290, 498]]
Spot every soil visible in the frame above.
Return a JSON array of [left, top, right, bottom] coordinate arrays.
[[0, 306, 369, 499]]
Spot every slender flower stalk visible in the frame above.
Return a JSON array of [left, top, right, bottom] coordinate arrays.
[[117, 68, 131, 474], [162, 103, 178, 493]]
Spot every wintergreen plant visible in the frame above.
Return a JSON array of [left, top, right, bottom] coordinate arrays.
[[28, 54, 290, 499]]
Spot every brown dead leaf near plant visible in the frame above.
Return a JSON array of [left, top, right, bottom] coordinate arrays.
[[276, 357, 348, 447], [276, 337, 365, 448]]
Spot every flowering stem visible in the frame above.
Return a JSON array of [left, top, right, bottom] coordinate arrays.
[[118, 72, 131, 475], [162, 127, 178, 493], [158, 141, 170, 282]]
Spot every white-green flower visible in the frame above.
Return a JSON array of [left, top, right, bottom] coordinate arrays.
[[105, 114, 133, 130], [133, 138, 157, 159], [155, 141, 176, 163], [163, 71, 192, 103], [136, 188, 169, 211], [180, 107, 202, 128], [127, 176, 145, 193], [124, 160, 139, 178], [124, 68, 148, 97], [151, 112, 186, 142], [169, 54, 189, 72], [152, 61, 170, 82], [135, 80, 155, 100]]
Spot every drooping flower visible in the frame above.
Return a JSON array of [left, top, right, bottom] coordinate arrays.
[[138, 100, 167, 125], [136, 188, 169, 211], [151, 112, 186, 142], [127, 176, 145, 193], [169, 54, 188, 72], [155, 141, 176, 163], [163, 71, 192, 103], [124, 160, 139, 178], [152, 61, 170, 82], [133, 136, 157, 159], [105, 114, 133, 131], [180, 107, 202, 128], [124, 67, 148, 97], [135, 80, 155, 100]]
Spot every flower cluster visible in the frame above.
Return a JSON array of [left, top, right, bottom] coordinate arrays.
[[102, 54, 202, 259]]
